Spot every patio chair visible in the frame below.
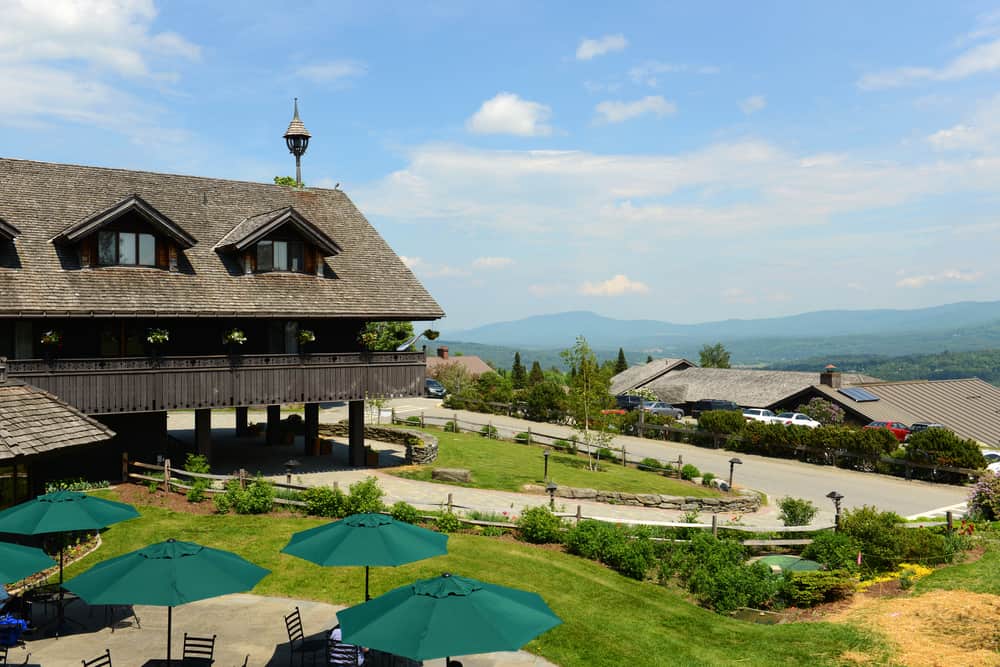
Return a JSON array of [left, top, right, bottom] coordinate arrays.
[[327, 634, 361, 666], [183, 632, 217, 665], [81, 648, 112, 667], [283, 607, 325, 666]]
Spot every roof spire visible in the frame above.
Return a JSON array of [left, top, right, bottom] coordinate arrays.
[[283, 98, 311, 187]]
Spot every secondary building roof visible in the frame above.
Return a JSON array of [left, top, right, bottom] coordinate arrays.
[[774, 378, 1000, 446], [426, 354, 494, 378], [0, 371, 115, 461], [0, 158, 443, 320], [609, 358, 696, 396]]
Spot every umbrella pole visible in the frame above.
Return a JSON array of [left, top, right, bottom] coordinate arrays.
[[57, 537, 65, 632], [167, 606, 173, 666], [365, 566, 370, 601]]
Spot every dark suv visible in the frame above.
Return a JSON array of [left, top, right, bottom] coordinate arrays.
[[690, 399, 740, 417], [615, 394, 646, 411]]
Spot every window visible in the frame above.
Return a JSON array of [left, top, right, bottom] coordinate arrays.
[[97, 231, 156, 266], [256, 239, 305, 272]]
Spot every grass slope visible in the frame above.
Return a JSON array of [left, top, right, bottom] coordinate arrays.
[[72, 494, 884, 667], [388, 428, 719, 497], [915, 527, 1000, 595]]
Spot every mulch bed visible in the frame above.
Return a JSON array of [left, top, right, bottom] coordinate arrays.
[[112, 483, 302, 518]]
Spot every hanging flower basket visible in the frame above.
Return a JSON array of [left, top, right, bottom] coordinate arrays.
[[146, 328, 169, 345]]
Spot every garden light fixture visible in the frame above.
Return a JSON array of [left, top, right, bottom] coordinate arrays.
[[545, 481, 558, 511], [728, 457, 743, 489]]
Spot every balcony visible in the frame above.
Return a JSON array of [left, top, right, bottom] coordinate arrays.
[[5, 351, 425, 415]]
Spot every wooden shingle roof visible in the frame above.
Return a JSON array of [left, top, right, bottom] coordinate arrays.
[[0, 381, 115, 461], [0, 158, 443, 320], [0, 216, 18, 241]]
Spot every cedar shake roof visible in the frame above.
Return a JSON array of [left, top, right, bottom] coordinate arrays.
[[51, 193, 197, 248], [0, 381, 116, 461], [609, 358, 696, 396], [0, 158, 443, 319], [0, 216, 18, 241], [640, 366, 880, 408], [426, 355, 494, 377], [214, 206, 342, 256], [776, 378, 1000, 446]]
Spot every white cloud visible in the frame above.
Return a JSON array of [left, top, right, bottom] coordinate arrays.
[[466, 93, 552, 137], [296, 60, 367, 84], [928, 124, 981, 150], [595, 95, 676, 123], [740, 95, 767, 114], [628, 61, 718, 87], [399, 256, 467, 277], [925, 93, 1000, 151], [580, 274, 650, 296], [723, 288, 756, 304], [576, 34, 627, 61], [528, 283, 567, 297], [472, 256, 514, 269], [896, 270, 983, 288], [860, 36, 1000, 89]]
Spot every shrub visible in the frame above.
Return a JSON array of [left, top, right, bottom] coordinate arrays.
[[698, 410, 746, 435], [405, 416, 422, 426], [45, 479, 111, 493], [565, 520, 614, 560], [213, 493, 230, 514], [969, 471, 1000, 520], [906, 428, 986, 482], [802, 531, 860, 572], [184, 453, 210, 474], [479, 424, 499, 439], [436, 511, 461, 533], [564, 521, 655, 580], [795, 398, 845, 426], [522, 380, 568, 423], [597, 447, 619, 464], [640, 457, 664, 472], [344, 477, 385, 515], [186, 480, 209, 503], [302, 485, 347, 517], [514, 431, 532, 444], [778, 497, 819, 526], [443, 420, 459, 433], [147, 480, 159, 494], [680, 464, 701, 481], [516, 506, 564, 544], [389, 501, 420, 524], [227, 477, 274, 514], [839, 505, 905, 572], [782, 570, 855, 607], [701, 472, 716, 486]]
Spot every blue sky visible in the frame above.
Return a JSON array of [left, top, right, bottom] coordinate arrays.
[[4, 1, 1000, 329]]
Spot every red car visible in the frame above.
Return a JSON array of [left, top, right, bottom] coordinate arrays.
[[863, 420, 910, 442]]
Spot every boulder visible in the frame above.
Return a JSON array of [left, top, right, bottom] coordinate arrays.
[[431, 468, 472, 483], [637, 494, 661, 506]]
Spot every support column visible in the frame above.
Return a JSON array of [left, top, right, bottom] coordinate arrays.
[[235, 406, 250, 437], [194, 408, 212, 462], [304, 402, 319, 456], [266, 405, 281, 446], [348, 400, 366, 467]]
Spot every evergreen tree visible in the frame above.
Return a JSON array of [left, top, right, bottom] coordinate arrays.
[[646, 355, 654, 364], [527, 360, 545, 386], [511, 351, 527, 389], [614, 347, 628, 374]]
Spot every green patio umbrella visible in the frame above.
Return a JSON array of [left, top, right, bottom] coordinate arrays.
[[0, 542, 56, 585], [338, 572, 562, 664], [0, 490, 139, 631], [281, 513, 448, 600], [65, 539, 269, 665]]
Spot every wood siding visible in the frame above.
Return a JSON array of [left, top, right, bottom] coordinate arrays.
[[6, 352, 425, 415]]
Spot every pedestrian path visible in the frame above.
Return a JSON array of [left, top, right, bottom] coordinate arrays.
[[905, 502, 967, 521]]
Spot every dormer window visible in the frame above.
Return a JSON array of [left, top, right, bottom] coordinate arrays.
[[256, 239, 305, 272], [98, 231, 157, 266]]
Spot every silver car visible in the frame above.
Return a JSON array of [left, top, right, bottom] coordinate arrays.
[[639, 401, 684, 419]]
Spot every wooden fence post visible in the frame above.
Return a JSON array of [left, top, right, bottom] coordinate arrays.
[[638, 410, 645, 438], [333, 481, 339, 492], [621, 444, 627, 466], [946, 510, 954, 533], [163, 458, 171, 493], [121, 452, 129, 482], [711, 514, 718, 537], [576, 505, 582, 524], [421, 411, 425, 428], [391, 407, 396, 424], [454, 413, 459, 433], [527, 426, 532, 445], [239, 468, 248, 490], [447, 493, 453, 513]]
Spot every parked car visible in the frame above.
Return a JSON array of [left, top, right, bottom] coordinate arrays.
[[983, 450, 1000, 473], [424, 378, 446, 398], [691, 399, 741, 417], [615, 394, 646, 411], [863, 420, 910, 442], [775, 412, 821, 428], [742, 408, 779, 424], [639, 401, 685, 419], [905, 422, 947, 441]]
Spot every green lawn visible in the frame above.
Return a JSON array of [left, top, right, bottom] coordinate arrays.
[[387, 427, 720, 498], [916, 526, 1000, 595], [72, 491, 887, 667]]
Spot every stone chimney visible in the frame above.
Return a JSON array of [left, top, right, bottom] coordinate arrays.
[[437, 346, 449, 360], [819, 364, 842, 389]]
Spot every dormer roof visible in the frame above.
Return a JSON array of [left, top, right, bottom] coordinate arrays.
[[0, 216, 19, 241], [214, 206, 341, 257], [50, 194, 197, 248]]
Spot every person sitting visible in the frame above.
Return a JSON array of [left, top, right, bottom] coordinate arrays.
[[329, 625, 367, 666]]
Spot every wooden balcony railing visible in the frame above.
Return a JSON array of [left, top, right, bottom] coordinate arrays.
[[5, 351, 426, 415]]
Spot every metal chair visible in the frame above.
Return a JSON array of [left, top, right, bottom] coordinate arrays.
[[81, 649, 112, 667], [283, 607, 325, 666], [183, 632, 217, 665], [328, 635, 361, 666]]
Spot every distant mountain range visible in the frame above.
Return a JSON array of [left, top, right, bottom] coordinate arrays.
[[435, 301, 1000, 368]]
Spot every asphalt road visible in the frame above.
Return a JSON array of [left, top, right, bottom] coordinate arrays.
[[379, 398, 970, 522]]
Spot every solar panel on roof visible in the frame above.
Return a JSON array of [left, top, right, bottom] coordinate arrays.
[[839, 387, 880, 402]]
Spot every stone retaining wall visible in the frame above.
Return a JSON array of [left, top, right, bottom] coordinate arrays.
[[526, 484, 761, 513], [318, 422, 438, 465]]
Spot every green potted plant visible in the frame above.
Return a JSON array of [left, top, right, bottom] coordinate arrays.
[[297, 329, 316, 353], [39, 329, 62, 361], [146, 327, 169, 360], [222, 328, 247, 357]]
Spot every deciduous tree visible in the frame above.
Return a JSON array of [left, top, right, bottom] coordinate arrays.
[[699, 342, 731, 368]]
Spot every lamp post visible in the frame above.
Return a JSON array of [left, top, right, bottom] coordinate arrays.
[[283, 98, 311, 187], [826, 491, 844, 531], [543, 449, 550, 481], [728, 457, 742, 489], [546, 481, 558, 511], [284, 458, 301, 485]]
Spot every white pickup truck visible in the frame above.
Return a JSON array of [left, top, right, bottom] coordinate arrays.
[[742, 408, 781, 424]]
